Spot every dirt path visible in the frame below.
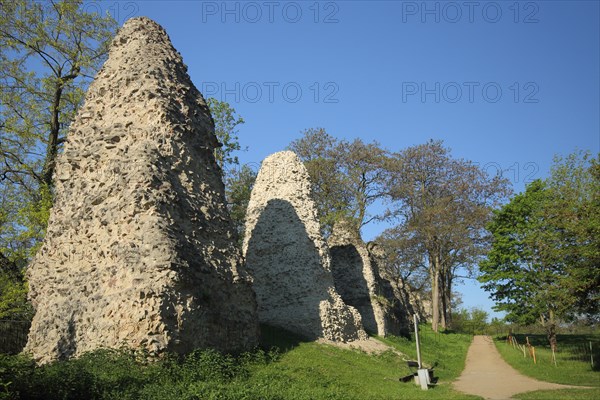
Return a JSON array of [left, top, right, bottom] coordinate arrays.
[[453, 335, 583, 399]]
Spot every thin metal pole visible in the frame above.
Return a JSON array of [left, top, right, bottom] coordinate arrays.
[[414, 314, 422, 369]]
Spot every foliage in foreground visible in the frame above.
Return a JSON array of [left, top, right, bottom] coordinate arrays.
[[0, 325, 479, 400], [0, 348, 279, 400]]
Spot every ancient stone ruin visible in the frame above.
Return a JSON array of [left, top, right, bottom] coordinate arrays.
[[381, 267, 431, 326], [368, 241, 431, 326], [243, 151, 367, 341], [328, 220, 410, 337], [25, 17, 259, 363]]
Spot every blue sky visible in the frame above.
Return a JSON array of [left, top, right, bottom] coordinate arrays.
[[98, 0, 599, 319]]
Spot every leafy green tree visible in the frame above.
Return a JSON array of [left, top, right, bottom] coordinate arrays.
[[479, 151, 599, 350], [225, 164, 257, 244], [1, 0, 116, 188], [1, 233, 33, 320], [207, 98, 245, 169], [0, 0, 117, 261], [384, 140, 511, 332], [479, 179, 563, 349], [0, 272, 32, 320], [544, 151, 599, 315], [469, 308, 490, 334], [451, 307, 489, 334], [205, 98, 250, 244], [487, 317, 508, 336]]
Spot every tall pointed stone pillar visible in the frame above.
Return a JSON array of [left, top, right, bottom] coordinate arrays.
[[243, 151, 367, 342], [25, 17, 259, 363]]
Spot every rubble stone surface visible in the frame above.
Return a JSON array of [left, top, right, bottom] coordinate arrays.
[[328, 220, 410, 336], [243, 151, 367, 341], [25, 17, 259, 363], [368, 241, 431, 327]]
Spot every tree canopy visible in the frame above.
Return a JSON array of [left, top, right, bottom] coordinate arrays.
[[288, 128, 388, 235], [207, 98, 245, 170]]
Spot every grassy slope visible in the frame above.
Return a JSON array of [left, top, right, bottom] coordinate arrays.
[[243, 325, 481, 400], [494, 334, 600, 400], [1, 325, 481, 400], [513, 388, 600, 400]]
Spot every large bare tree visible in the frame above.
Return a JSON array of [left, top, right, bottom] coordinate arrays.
[[384, 140, 511, 331], [289, 128, 389, 235]]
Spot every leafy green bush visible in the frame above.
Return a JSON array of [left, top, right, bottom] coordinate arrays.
[[0, 345, 285, 400]]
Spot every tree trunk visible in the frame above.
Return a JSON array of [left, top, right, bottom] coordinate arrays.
[[41, 82, 63, 186], [546, 309, 558, 352], [430, 253, 441, 332], [42, 66, 79, 187], [446, 273, 453, 326], [439, 269, 447, 329]]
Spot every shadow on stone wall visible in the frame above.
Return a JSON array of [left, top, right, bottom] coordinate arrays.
[[245, 199, 332, 340], [329, 245, 378, 334], [377, 276, 412, 337]]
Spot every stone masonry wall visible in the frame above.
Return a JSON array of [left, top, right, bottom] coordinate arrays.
[[243, 151, 367, 342], [25, 17, 259, 363], [328, 220, 409, 337]]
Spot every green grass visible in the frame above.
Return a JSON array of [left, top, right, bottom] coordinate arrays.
[[513, 388, 600, 400], [377, 326, 475, 383], [494, 334, 600, 387], [245, 324, 480, 400], [0, 324, 481, 400]]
